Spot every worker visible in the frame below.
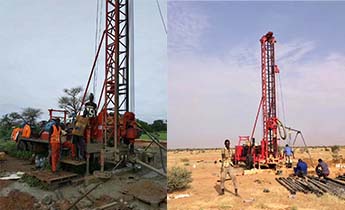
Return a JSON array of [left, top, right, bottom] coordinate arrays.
[[11, 127, 20, 142], [61, 123, 76, 159], [72, 114, 89, 161], [283, 144, 294, 168], [84, 93, 97, 118], [219, 139, 238, 196], [22, 122, 31, 138], [315, 159, 330, 178], [49, 118, 61, 173], [294, 159, 308, 177]]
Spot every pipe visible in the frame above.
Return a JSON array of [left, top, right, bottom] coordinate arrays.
[[134, 158, 166, 177]]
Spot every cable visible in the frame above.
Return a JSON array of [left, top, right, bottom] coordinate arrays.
[[155, 0, 167, 34], [93, 0, 100, 95], [278, 74, 287, 126], [93, 0, 104, 97]]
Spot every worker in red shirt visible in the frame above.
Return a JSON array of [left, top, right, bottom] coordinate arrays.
[[49, 118, 61, 173]]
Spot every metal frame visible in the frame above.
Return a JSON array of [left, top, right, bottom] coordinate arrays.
[[104, 0, 129, 146], [260, 32, 279, 160]]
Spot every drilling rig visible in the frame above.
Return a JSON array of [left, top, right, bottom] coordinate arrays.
[[10, 0, 166, 181], [70, 0, 166, 177], [234, 32, 287, 169]]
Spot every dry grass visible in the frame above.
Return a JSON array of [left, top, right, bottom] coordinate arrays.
[[167, 146, 345, 210]]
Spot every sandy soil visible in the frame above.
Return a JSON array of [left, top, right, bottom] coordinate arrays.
[[167, 147, 345, 210]]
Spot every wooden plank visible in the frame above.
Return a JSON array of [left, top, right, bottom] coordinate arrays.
[[27, 170, 78, 184], [60, 159, 86, 166], [86, 143, 103, 153], [21, 138, 49, 144]]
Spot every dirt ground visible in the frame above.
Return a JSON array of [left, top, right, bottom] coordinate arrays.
[[0, 146, 167, 210], [167, 146, 345, 210], [0, 190, 37, 210]]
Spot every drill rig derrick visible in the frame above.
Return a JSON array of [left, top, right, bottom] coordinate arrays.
[[234, 32, 287, 168], [80, 0, 166, 177], [260, 31, 281, 163]]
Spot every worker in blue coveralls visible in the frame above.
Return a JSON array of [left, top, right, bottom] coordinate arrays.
[[283, 144, 294, 168], [294, 159, 308, 177]]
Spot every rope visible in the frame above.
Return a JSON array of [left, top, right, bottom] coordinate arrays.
[[155, 0, 167, 34]]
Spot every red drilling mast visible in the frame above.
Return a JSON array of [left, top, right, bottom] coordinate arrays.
[[234, 32, 286, 168], [103, 0, 130, 150], [260, 31, 280, 161], [80, 0, 166, 176]]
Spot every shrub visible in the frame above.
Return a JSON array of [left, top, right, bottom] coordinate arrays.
[[0, 140, 32, 160], [168, 166, 192, 192], [291, 206, 298, 210], [331, 145, 340, 153], [0, 140, 17, 154], [180, 158, 189, 162]]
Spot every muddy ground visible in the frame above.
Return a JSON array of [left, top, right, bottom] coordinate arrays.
[[167, 146, 345, 210], [0, 145, 167, 210]]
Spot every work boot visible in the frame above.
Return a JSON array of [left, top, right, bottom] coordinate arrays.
[[235, 188, 239, 196], [219, 188, 224, 195]]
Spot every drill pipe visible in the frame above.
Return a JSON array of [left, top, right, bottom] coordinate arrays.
[[307, 176, 345, 199], [286, 177, 308, 193], [280, 178, 300, 193], [325, 177, 345, 188], [276, 178, 296, 194], [305, 180, 324, 196], [293, 178, 313, 193], [307, 178, 329, 193], [336, 175, 345, 181]]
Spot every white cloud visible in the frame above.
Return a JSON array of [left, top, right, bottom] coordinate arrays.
[[168, 1, 209, 55], [169, 40, 345, 148]]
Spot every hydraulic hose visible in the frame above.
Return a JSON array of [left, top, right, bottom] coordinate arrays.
[[277, 119, 287, 140]]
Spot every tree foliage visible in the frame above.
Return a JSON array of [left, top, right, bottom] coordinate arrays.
[[151, 120, 167, 131], [0, 108, 42, 139], [58, 86, 83, 115], [137, 119, 167, 132], [21, 107, 42, 125]]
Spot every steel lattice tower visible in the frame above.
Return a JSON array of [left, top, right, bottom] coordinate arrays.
[[104, 0, 129, 145], [260, 32, 279, 159]]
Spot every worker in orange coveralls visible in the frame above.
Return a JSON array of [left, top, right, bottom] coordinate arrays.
[[22, 123, 31, 138], [49, 118, 62, 173]]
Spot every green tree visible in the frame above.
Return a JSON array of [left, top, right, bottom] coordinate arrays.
[[0, 112, 23, 139], [151, 119, 167, 132], [21, 108, 42, 125], [136, 119, 153, 132], [58, 86, 83, 115]]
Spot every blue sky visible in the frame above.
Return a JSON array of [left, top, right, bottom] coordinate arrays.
[[0, 0, 167, 123], [169, 1, 345, 148]]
